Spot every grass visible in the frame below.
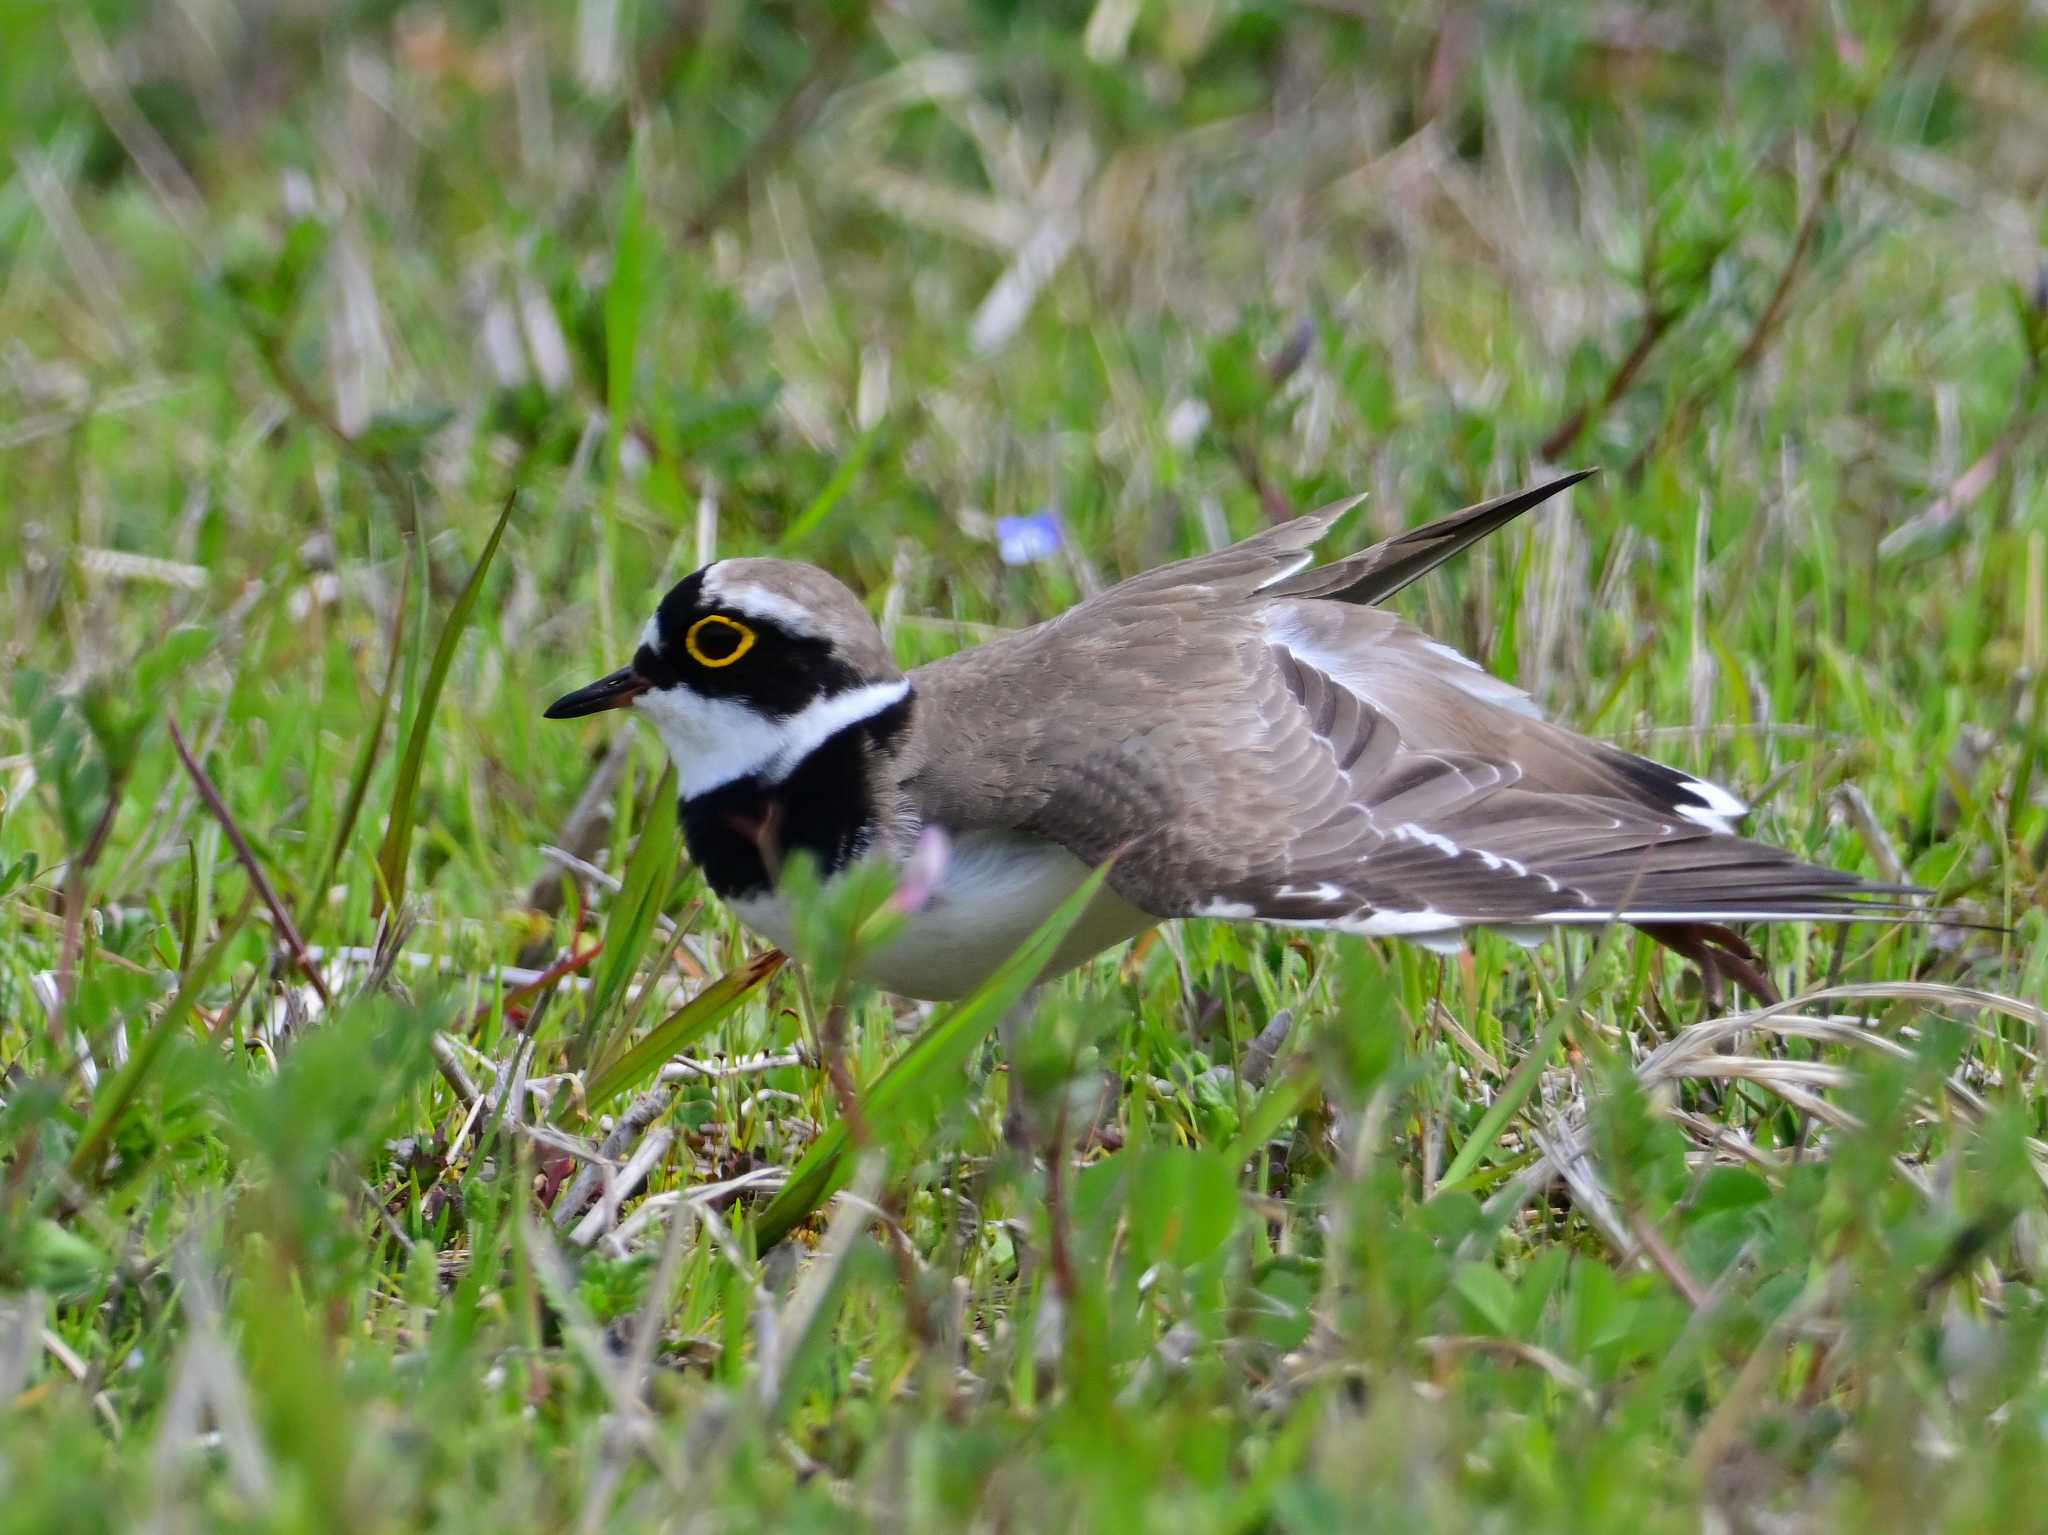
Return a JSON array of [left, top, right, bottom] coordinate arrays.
[[3, 0, 2047, 1528]]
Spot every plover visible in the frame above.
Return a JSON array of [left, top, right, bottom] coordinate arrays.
[[546, 471, 1921, 1002]]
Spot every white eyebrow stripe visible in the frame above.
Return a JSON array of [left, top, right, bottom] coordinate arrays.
[[699, 569, 827, 639]]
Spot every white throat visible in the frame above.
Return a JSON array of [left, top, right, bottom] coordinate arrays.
[[634, 678, 911, 799]]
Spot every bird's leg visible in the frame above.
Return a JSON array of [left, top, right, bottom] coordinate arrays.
[[1636, 922, 1781, 1008]]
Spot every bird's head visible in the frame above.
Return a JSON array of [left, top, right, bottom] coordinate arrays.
[[545, 559, 907, 799]]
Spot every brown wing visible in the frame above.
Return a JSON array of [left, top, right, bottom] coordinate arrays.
[[901, 478, 1921, 947], [1028, 468, 1590, 615], [1263, 469, 1596, 607]]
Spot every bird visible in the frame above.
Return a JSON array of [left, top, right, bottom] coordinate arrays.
[[545, 469, 1926, 1006]]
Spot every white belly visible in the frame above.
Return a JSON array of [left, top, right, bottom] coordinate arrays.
[[727, 831, 1154, 1001]]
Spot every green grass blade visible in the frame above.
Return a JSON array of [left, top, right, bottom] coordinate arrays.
[[1224, 1067, 1321, 1172], [586, 947, 786, 1106], [776, 429, 878, 551], [578, 762, 681, 1068], [751, 859, 1115, 1251], [373, 493, 517, 918], [1432, 998, 1570, 1195], [67, 891, 255, 1183], [1434, 922, 1630, 1194], [604, 146, 649, 459], [303, 547, 411, 945], [599, 142, 652, 663]]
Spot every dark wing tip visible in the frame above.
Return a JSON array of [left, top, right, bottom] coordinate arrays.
[[1271, 467, 1599, 608]]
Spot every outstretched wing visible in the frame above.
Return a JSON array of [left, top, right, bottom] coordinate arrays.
[[981, 604, 1912, 947], [1263, 469, 1597, 608], [904, 473, 1922, 952], [1068, 468, 1592, 614]]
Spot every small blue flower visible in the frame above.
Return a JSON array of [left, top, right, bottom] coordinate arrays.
[[995, 508, 1064, 566]]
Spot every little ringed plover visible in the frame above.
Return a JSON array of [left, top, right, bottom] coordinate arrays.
[[546, 471, 1924, 1002]]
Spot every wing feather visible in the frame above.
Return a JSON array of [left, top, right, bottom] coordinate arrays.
[[900, 474, 1931, 956]]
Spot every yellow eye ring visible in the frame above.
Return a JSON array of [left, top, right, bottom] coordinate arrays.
[[685, 614, 756, 668]]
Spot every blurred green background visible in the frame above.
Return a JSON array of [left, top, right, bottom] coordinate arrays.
[[4, 1, 2048, 1530]]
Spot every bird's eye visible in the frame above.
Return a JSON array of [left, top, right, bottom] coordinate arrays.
[[685, 614, 756, 668]]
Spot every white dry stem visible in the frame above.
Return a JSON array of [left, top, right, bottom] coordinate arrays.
[[658, 1051, 806, 1084], [601, 1168, 790, 1257], [148, 1248, 274, 1523], [555, 1089, 673, 1232], [519, 1214, 684, 1498], [756, 1158, 885, 1416], [568, 1127, 675, 1248], [1465, 978, 2048, 1286], [1417, 1335, 1596, 1405], [16, 146, 134, 354], [429, 1032, 481, 1106], [307, 944, 694, 1013], [536, 846, 679, 939], [0, 1292, 44, 1403], [1830, 783, 1910, 886]]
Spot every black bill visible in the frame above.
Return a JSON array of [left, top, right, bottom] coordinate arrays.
[[544, 666, 649, 719]]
